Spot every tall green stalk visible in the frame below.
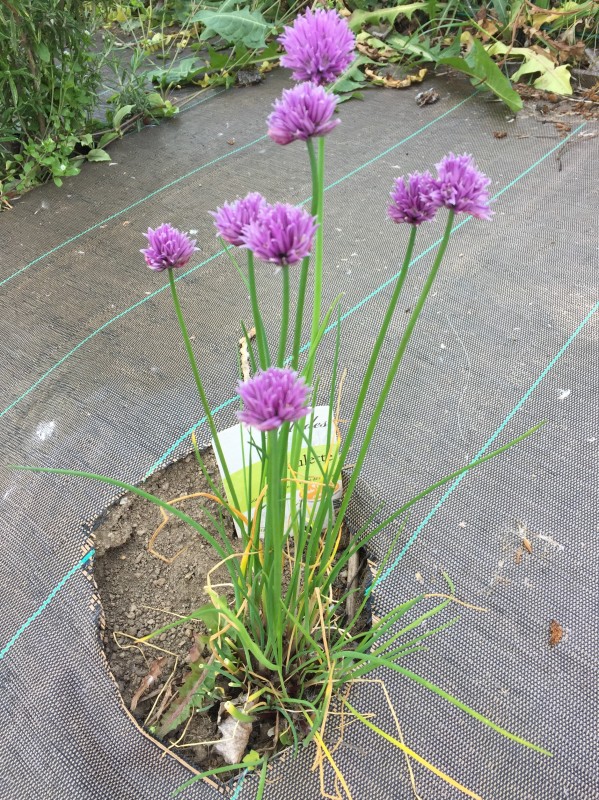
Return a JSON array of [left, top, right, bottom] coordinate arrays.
[[333, 224, 418, 471], [306, 135, 325, 382], [277, 266, 290, 367], [167, 269, 240, 511], [247, 251, 270, 369], [291, 137, 320, 369], [328, 211, 456, 543]]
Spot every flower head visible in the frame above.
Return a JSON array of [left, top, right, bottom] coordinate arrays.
[[267, 82, 340, 145], [210, 193, 269, 247], [242, 203, 317, 266], [141, 224, 197, 271], [388, 171, 438, 225], [427, 153, 492, 219], [237, 367, 312, 431], [279, 8, 355, 86]]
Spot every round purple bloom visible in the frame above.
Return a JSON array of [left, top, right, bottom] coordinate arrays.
[[388, 171, 439, 225], [141, 223, 197, 271], [267, 82, 340, 145], [279, 8, 355, 86], [427, 153, 492, 220], [237, 367, 312, 431], [242, 203, 317, 267], [210, 193, 269, 247]]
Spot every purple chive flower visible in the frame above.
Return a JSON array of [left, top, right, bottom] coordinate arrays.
[[388, 171, 439, 225], [237, 367, 312, 431], [267, 82, 340, 145], [279, 8, 355, 86], [242, 203, 317, 267], [427, 153, 492, 220], [141, 224, 197, 271], [210, 193, 269, 247]]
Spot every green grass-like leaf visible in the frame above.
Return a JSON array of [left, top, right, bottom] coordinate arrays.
[[438, 37, 523, 112], [192, 8, 273, 49]]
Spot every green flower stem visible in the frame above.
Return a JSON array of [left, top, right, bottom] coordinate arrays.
[[288, 136, 326, 546], [332, 224, 417, 482], [277, 266, 290, 367], [329, 210, 456, 543], [246, 250, 270, 369], [292, 256, 310, 371], [307, 135, 325, 383], [167, 269, 240, 512], [288, 137, 322, 544], [291, 138, 320, 370], [264, 427, 284, 666]]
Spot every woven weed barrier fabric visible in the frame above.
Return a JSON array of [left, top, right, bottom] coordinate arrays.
[[0, 70, 597, 800]]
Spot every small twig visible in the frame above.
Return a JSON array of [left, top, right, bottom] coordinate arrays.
[[239, 327, 256, 383]]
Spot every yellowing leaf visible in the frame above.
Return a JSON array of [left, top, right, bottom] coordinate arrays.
[[365, 66, 427, 88], [531, 12, 560, 26], [486, 42, 573, 96], [534, 64, 572, 94]]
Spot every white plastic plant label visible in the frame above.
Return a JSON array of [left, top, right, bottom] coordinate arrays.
[[212, 406, 343, 538]]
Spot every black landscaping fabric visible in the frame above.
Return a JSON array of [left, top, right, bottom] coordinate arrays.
[[0, 70, 597, 800]]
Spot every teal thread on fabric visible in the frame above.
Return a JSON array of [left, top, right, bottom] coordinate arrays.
[[229, 770, 248, 799], [0, 130, 266, 290], [371, 298, 599, 592], [0, 96, 478, 421], [0, 250, 226, 420], [0, 548, 95, 661], [1, 92, 474, 290], [145, 123, 586, 474]]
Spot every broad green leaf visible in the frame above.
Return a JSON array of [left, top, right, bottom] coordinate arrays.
[[439, 37, 522, 112], [36, 42, 51, 63], [243, 750, 261, 766], [490, 0, 509, 25], [386, 32, 448, 62], [208, 45, 231, 70], [348, 3, 427, 32], [146, 57, 203, 87], [487, 42, 573, 95], [112, 104, 135, 130], [86, 148, 111, 162], [98, 131, 118, 149], [192, 8, 272, 49]]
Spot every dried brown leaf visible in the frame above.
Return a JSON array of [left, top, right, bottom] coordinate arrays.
[[131, 656, 166, 711], [365, 66, 427, 89]]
